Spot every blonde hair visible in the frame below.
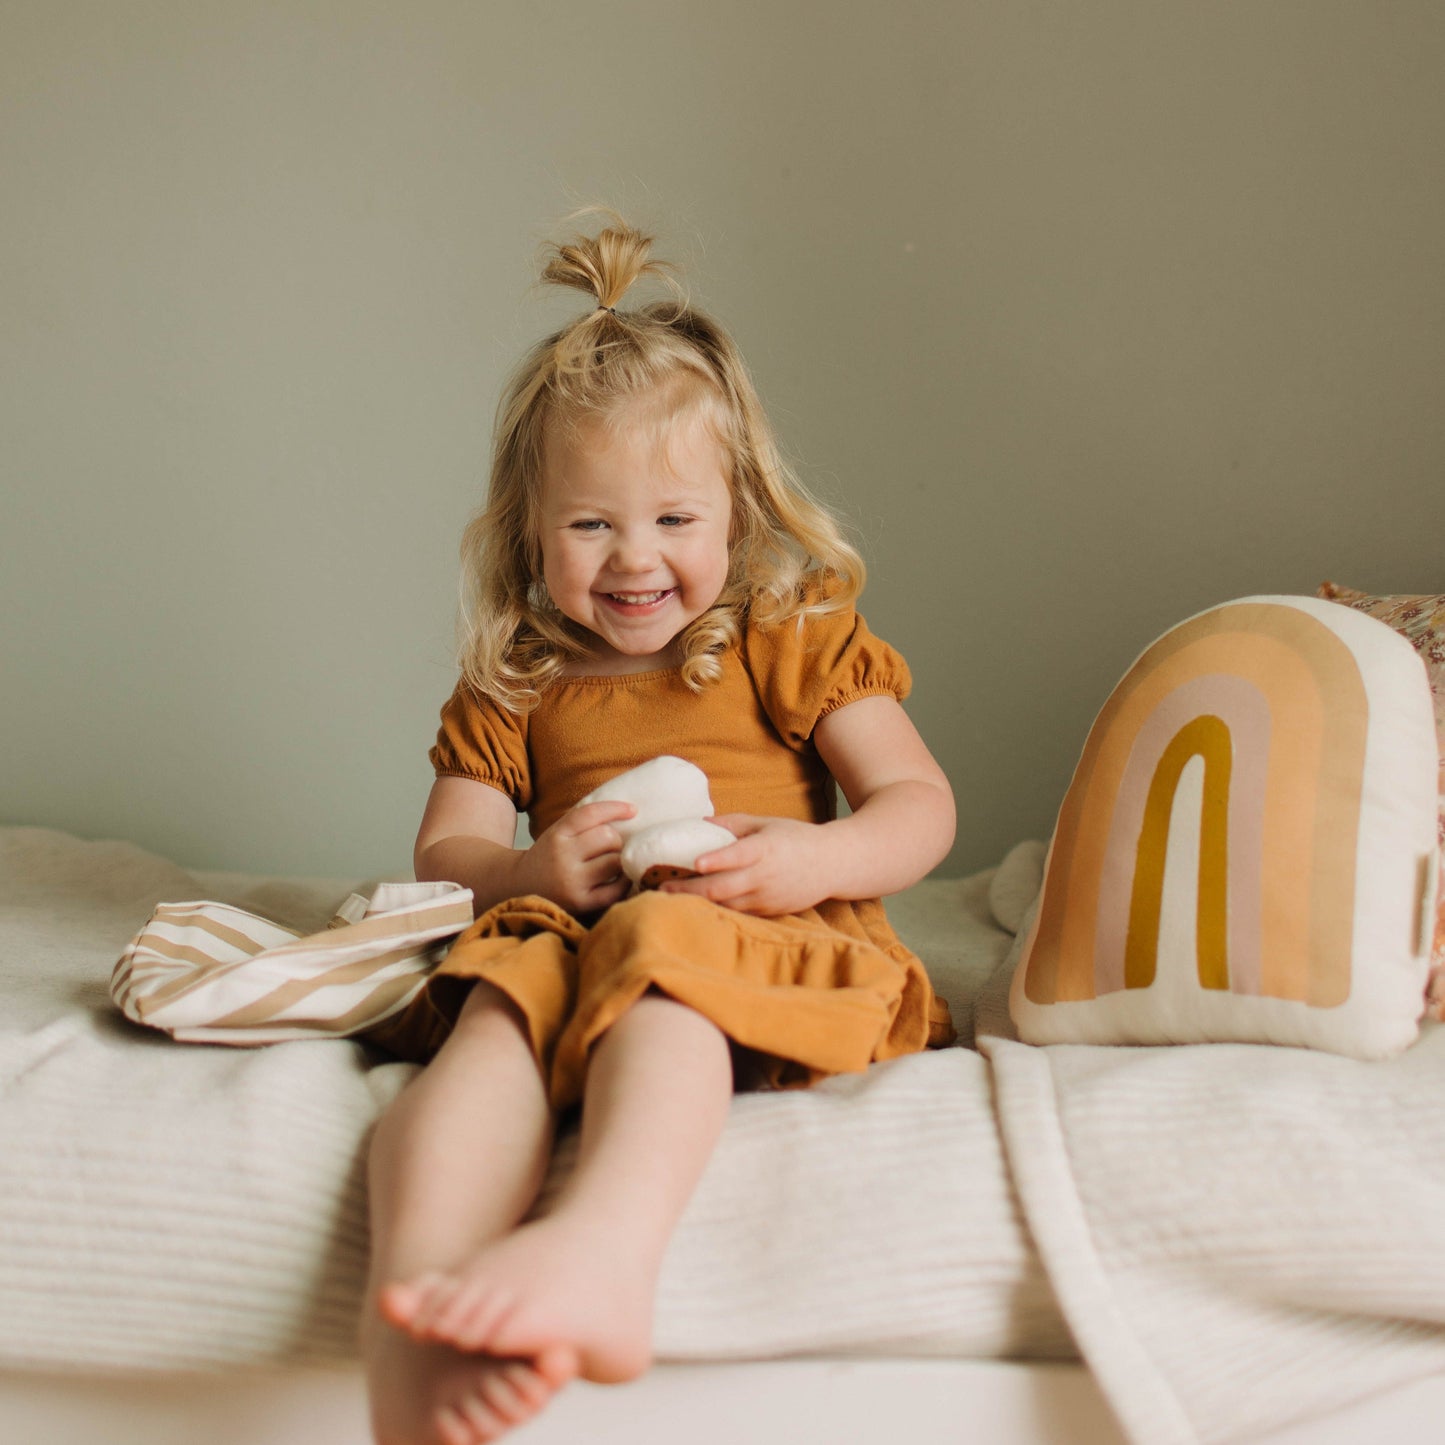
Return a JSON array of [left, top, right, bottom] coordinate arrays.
[[459, 214, 865, 711]]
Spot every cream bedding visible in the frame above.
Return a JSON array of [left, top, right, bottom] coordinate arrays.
[[0, 826, 1068, 1375], [976, 894, 1445, 1445], [8, 824, 1443, 1445]]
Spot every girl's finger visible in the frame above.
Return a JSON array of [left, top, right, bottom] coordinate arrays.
[[587, 879, 632, 910], [585, 855, 627, 887], [665, 872, 743, 904], [573, 826, 624, 861], [582, 859, 631, 901], [707, 813, 762, 837], [693, 839, 753, 874], [559, 800, 636, 836]]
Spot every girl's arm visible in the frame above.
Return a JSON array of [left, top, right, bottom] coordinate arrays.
[[813, 693, 957, 896], [414, 776, 635, 916], [665, 695, 956, 916]]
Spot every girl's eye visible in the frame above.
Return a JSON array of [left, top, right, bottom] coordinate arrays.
[[658, 515, 690, 528], [569, 519, 607, 533]]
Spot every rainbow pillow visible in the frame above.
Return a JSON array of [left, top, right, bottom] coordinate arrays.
[[1009, 596, 1440, 1059]]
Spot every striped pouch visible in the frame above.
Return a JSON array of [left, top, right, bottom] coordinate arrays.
[[111, 881, 474, 1044]]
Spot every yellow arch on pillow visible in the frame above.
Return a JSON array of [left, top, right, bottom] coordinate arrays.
[[1125, 713, 1232, 993]]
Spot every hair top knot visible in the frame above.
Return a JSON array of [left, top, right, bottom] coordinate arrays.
[[541, 215, 671, 312]]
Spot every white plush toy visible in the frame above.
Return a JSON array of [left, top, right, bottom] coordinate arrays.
[[578, 756, 737, 890]]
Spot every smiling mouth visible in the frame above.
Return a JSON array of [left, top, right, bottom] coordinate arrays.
[[605, 589, 675, 605]]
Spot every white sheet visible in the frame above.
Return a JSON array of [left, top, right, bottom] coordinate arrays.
[[0, 826, 1069, 1374]]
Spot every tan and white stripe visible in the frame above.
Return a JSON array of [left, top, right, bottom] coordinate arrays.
[[111, 881, 474, 1044]]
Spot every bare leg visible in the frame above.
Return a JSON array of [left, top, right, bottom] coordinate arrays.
[[388, 992, 734, 1386], [363, 983, 575, 1445]]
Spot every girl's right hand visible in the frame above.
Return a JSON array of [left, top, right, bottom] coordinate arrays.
[[514, 800, 637, 915]]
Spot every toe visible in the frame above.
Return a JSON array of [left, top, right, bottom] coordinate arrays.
[[376, 1279, 423, 1329], [454, 1392, 511, 1444], [380, 1270, 456, 1332], [495, 1361, 550, 1417], [476, 1364, 532, 1426], [535, 1344, 580, 1389], [439, 1283, 518, 1352], [435, 1401, 484, 1445], [409, 1276, 467, 1338]]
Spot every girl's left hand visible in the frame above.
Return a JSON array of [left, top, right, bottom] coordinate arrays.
[[659, 814, 831, 917]]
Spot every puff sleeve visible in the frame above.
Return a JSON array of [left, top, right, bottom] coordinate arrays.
[[428, 682, 533, 812], [742, 584, 912, 750]]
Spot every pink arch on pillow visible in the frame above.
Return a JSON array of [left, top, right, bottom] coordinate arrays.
[[1091, 673, 1270, 998]]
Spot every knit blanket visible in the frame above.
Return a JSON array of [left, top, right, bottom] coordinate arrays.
[[0, 826, 1067, 1374], [976, 845, 1445, 1445], [8, 824, 1441, 1445]]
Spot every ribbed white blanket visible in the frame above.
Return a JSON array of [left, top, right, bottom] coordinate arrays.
[[976, 865, 1445, 1445], [10, 826, 1440, 1445], [0, 827, 1068, 1375]]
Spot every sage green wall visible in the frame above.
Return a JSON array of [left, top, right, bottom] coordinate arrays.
[[3, 3, 1443, 878]]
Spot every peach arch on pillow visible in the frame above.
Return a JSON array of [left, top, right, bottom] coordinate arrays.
[[1022, 601, 1367, 1008]]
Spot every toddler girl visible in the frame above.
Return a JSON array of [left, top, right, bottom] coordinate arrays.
[[363, 216, 957, 1445]]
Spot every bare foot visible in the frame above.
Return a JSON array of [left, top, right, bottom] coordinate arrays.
[[363, 1312, 576, 1445], [378, 1211, 658, 1385]]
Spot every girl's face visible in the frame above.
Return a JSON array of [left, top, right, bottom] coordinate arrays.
[[538, 405, 733, 674]]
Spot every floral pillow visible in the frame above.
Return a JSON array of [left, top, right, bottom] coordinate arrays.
[[1319, 583, 1445, 1017]]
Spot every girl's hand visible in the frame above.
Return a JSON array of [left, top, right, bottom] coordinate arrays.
[[515, 800, 637, 915], [660, 814, 833, 917], [660, 696, 957, 916]]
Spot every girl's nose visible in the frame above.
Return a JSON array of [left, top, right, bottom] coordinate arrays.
[[609, 530, 660, 572]]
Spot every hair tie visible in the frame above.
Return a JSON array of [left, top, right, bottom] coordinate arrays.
[[597, 303, 616, 315]]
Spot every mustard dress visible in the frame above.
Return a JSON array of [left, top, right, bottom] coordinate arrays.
[[372, 599, 953, 1107]]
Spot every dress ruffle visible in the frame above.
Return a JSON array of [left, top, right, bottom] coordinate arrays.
[[374, 891, 953, 1110]]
